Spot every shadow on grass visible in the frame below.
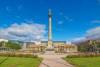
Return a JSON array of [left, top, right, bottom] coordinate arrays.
[[0, 57, 9, 65]]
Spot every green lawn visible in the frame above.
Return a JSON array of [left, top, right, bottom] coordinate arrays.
[[64, 57, 100, 67], [0, 57, 42, 67]]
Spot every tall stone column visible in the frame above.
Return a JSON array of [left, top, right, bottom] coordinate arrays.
[[47, 9, 53, 48]]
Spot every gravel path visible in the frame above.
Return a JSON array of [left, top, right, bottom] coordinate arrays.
[[39, 52, 74, 67]]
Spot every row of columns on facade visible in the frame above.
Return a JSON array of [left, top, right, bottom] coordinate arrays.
[[0, 47, 15, 52], [22, 43, 77, 53], [54, 45, 77, 52]]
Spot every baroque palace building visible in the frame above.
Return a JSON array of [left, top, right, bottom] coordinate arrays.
[[21, 9, 77, 53]]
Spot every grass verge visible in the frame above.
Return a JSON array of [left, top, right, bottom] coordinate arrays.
[[0, 57, 42, 67], [64, 57, 100, 67]]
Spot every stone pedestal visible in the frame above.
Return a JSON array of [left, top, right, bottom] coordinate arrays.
[[47, 40, 53, 49], [44, 51, 55, 55]]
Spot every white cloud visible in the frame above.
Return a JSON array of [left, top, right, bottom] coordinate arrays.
[[0, 22, 47, 42], [59, 12, 73, 22], [72, 26, 100, 42], [63, 16, 73, 22], [72, 37, 86, 42], [87, 27, 100, 35], [86, 26, 100, 39]]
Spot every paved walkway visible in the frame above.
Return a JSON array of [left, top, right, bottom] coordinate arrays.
[[39, 51, 74, 67]]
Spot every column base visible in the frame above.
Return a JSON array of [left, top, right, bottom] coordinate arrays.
[[46, 46, 54, 51]]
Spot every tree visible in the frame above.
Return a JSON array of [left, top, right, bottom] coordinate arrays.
[[89, 40, 98, 53], [78, 41, 89, 52], [77, 40, 100, 53], [0, 41, 6, 47], [5, 41, 21, 50]]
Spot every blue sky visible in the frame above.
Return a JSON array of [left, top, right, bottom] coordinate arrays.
[[0, 0, 100, 42]]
